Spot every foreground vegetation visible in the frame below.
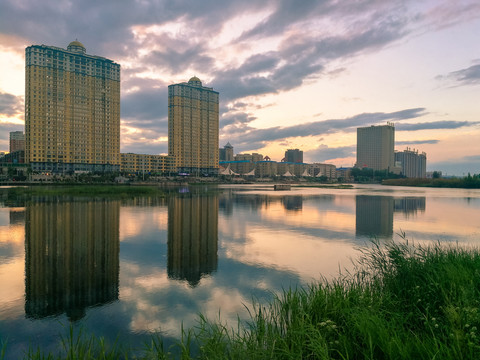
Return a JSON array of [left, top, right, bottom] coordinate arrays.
[[383, 173, 480, 188], [4, 238, 480, 359]]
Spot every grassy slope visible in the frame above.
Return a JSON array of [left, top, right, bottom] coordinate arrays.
[[4, 239, 480, 359]]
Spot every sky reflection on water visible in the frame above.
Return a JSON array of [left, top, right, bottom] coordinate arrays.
[[0, 184, 479, 358]]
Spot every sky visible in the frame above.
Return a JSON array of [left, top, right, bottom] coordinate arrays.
[[0, 0, 479, 175]]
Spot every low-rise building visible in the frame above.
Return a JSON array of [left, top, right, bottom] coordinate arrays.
[[308, 163, 337, 179], [120, 153, 172, 174]]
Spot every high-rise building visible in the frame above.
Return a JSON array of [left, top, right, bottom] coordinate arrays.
[[219, 142, 234, 162], [285, 149, 303, 163], [9, 131, 25, 153], [356, 123, 395, 171], [395, 148, 427, 178], [168, 77, 219, 175], [25, 41, 120, 173]]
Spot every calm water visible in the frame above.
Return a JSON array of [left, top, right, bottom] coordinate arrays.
[[1, 184, 479, 357]]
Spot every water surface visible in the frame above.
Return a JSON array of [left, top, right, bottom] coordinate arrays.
[[0, 184, 479, 357]]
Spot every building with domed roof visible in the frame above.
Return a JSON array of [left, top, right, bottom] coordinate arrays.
[[168, 77, 219, 175], [25, 41, 120, 172]]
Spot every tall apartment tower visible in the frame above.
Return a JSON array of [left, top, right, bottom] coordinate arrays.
[[356, 123, 395, 171], [285, 149, 303, 163], [168, 77, 219, 175], [25, 41, 120, 173], [10, 131, 25, 153], [395, 149, 427, 178]]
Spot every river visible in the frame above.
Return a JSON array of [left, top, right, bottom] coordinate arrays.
[[0, 184, 479, 357]]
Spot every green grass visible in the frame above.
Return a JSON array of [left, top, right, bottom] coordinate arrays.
[[5, 237, 480, 359], [0, 185, 165, 198], [383, 175, 480, 188]]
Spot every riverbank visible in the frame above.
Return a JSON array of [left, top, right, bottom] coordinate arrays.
[[383, 175, 480, 188], [0, 183, 353, 198], [4, 239, 480, 359], [0, 184, 168, 197]]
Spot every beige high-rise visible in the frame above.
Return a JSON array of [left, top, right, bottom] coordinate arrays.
[[25, 41, 120, 172], [356, 124, 395, 171], [168, 77, 219, 175]]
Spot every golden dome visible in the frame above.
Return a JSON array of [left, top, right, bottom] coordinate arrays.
[[67, 40, 86, 54], [188, 76, 201, 83], [68, 40, 85, 49]]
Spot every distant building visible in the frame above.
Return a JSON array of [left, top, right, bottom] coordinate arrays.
[[395, 149, 427, 178], [232, 153, 263, 175], [356, 124, 395, 171], [255, 160, 278, 178], [309, 163, 337, 179], [285, 149, 303, 163], [235, 153, 264, 162], [168, 77, 219, 175], [219, 142, 234, 161], [0, 150, 25, 164], [25, 41, 121, 173], [10, 131, 25, 153], [336, 167, 353, 182], [120, 153, 172, 174]]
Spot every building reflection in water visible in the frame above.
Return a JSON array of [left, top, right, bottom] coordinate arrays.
[[168, 194, 218, 287], [394, 197, 426, 217], [9, 209, 25, 225], [356, 195, 394, 238], [282, 196, 303, 212], [356, 195, 426, 238], [25, 199, 120, 321]]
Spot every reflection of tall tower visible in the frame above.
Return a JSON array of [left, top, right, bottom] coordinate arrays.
[[282, 196, 303, 211], [168, 195, 218, 287], [356, 195, 393, 238], [394, 197, 426, 217], [25, 199, 120, 321]]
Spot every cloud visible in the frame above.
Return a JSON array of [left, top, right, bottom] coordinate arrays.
[[444, 63, 480, 86], [0, 92, 23, 116], [396, 121, 479, 131], [121, 84, 168, 124], [396, 140, 439, 145], [463, 155, 480, 162], [120, 140, 167, 156], [220, 112, 256, 127], [143, 41, 215, 74], [305, 145, 356, 163], [428, 156, 480, 176], [215, 10, 408, 102], [221, 108, 426, 148]]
